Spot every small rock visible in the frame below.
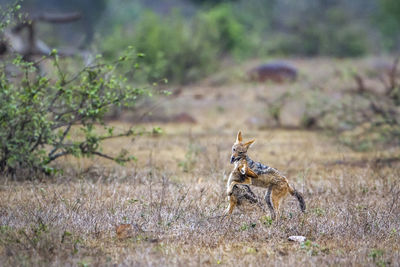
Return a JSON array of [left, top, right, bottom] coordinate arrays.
[[248, 62, 298, 83], [288, 235, 306, 243]]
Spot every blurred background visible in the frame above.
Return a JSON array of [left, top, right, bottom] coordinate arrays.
[[1, 0, 400, 84], [1, 0, 400, 152]]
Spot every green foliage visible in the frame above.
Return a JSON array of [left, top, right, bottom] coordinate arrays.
[[190, 0, 239, 5], [380, 0, 400, 25], [260, 215, 273, 226], [101, 4, 248, 84], [377, 0, 400, 50], [196, 4, 245, 56], [300, 240, 320, 256], [0, 1, 21, 30], [102, 10, 219, 85], [273, 6, 367, 57], [369, 249, 386, 266], [0, 43, 150, 177], [240, 222, 257, 231]]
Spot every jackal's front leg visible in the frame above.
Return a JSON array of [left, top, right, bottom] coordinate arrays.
[[224, 196, 237, 216]]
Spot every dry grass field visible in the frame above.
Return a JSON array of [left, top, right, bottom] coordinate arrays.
[[1, 58, 400, 266]]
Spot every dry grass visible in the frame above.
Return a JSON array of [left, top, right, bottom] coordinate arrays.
[[1, 58, 400, 266]]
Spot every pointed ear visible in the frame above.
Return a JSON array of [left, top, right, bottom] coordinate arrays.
[[244, 139, 255, 148], [235, 131, 243, 144], [246, 168, 258, 179]]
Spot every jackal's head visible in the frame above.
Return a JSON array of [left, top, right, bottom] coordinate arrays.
[[230, 131, 255, 164]]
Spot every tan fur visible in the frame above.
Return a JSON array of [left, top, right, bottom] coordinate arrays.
[[226, 157, 258, 196]]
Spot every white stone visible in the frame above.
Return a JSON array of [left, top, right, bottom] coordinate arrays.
[[288, 235, 306, 243]]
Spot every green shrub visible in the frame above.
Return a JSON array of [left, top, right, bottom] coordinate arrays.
[[0, 46, 154, 177], [100, 4, 250, 85], [263, 33, 305, 56], [376, 0, 400, 51], [101, 10, 219, 85], [261, 4, 368, 57], [196, 4, 245, 56]]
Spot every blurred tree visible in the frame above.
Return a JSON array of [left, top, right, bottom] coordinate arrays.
[[55, 0, 107, 45], [0, 0, 106, 46], [197, 3, 244, 53], [189, 0, 238, 5], [378, 0, 400, 50], [380, 0, 400, 24], [266, 0, 370, 56]]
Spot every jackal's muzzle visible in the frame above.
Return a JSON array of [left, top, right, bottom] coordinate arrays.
[[230, 156, 237, 164]]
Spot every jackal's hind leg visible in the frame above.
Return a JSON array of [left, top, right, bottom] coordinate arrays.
[[271, 188, 284, 220], [265, 186, 276, 220]]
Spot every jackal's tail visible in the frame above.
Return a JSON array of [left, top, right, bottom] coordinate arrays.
[[289, 185, 306, 212]]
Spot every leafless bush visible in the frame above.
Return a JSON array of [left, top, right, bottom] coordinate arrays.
[[265, 57, 400, 153]]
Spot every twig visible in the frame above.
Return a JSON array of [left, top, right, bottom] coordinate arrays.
[[157, 175, 168, 225], [388, 56, 400, 92]]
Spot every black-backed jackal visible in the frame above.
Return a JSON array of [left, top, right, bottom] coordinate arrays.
[[226, 131, 306, 220]]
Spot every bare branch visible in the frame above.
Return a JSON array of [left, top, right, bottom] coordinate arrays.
[[32, 12, 82, 24], [388, 56, 400, 93]]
